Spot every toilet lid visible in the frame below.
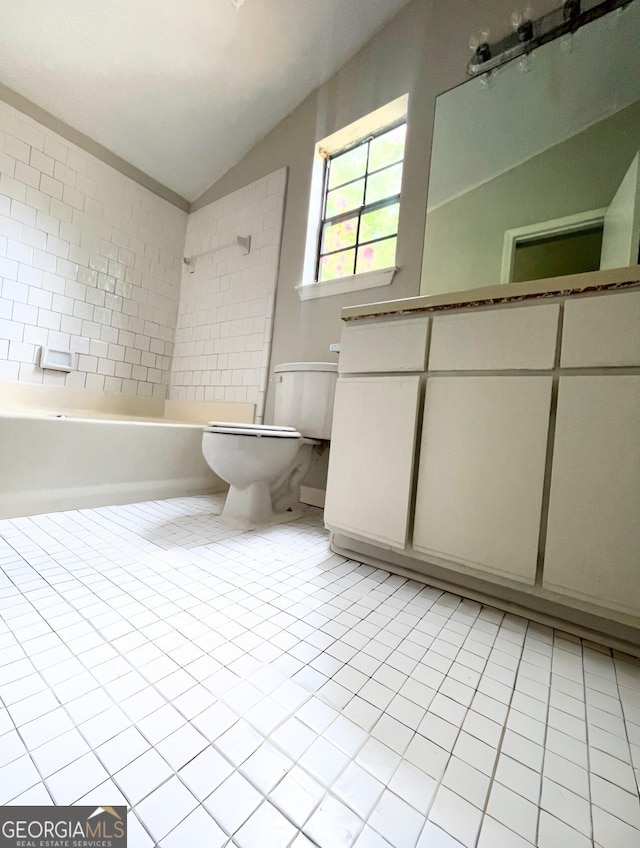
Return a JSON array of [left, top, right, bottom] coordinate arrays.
[[204, 422, 302, 438], [206, 421, 298, 431]]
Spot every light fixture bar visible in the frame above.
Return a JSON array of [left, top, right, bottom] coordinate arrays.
[[468, 0, 635, 76]]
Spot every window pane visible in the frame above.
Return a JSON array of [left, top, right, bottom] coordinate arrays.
[[360, 203, 399, 243], [328, 145, 368, 189], [321, 215, 358, 254], [368, 124, 406, 172], [325, 180, 365, 218], [319, 248, 356, 281], [365, 162, 403, 205], [356, 237, 397, 274]]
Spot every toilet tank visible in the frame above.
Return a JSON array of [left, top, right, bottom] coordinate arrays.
[[273, 362, 338, 439]]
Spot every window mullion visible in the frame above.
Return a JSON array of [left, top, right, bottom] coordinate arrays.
[[351, 138, 372, 275]]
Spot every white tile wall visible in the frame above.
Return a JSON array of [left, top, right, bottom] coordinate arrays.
[[0, 101, 187, 399], [169, 169, 287, 421]]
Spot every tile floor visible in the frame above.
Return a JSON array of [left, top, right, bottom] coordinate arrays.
[[1, 494, 639, 848]]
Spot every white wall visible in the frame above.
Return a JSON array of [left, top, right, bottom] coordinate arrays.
[[169, 169, 286, 421], [191, 0, 558, 423], [0, 100, 187, 399]]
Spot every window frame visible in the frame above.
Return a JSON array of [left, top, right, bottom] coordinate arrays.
[[296, 94, 409, 302], [315, 118, 406, 285]]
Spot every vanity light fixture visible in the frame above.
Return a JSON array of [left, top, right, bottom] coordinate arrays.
[[468, 0, 634, 76]]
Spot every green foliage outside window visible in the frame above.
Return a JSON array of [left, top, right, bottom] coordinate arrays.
[[317, 122, 406, 282]]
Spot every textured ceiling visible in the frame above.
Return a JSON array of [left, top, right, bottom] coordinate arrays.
[[0, 0, 413, 202]]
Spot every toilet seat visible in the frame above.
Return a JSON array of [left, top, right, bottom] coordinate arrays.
[[204, 421, 302, 438]]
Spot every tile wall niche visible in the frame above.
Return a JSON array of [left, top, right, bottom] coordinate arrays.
[[0, 100, 187, 399], [169, 168, 287, 422]]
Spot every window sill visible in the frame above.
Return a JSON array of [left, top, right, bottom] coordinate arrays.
[[296, 267, 398, 301]]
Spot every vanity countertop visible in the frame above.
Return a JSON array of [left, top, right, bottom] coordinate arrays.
[[341, 265, 640, 321]]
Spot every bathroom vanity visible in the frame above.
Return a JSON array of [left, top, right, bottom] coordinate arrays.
[[324, 269, 640, 650]]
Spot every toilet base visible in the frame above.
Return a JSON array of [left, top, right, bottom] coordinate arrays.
[[220, 481, 304, 530], [215, 442, 314, 530]]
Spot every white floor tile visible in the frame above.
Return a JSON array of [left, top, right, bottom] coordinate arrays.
[[427, 785, 482, 847], [367, 787, 425, 847], [388, 759, 437, 815], [234, 800, 297, 848], [486, 781, 538, 844], [239, 741, 293, 794], [136, 776, 199, 843], [333, 761, 385, 819], [0, 755, 42, 803], [160, 805, 227, 848], [178, 746, 233, 801], [269, 765, 325, 828], [441, 756, 490, 811], [114, 748, 173, 805], [45, 751, 110, 804], [304, 795, 364, 847], [476, 815, 535, 848], [537, 811, 594, 848], [592, 803, 640, 848], [204, 771, 262, 835], [2, 495, 640, 848], [416, 821, 465, 847]]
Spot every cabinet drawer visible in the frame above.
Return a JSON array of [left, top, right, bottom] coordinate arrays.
[[429, 304, 559, 371], [339, 318, 429, 374], [561, 290, 640, 367]]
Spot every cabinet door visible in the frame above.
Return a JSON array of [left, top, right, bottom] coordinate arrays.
[[324, 375, 421, 549], [543, 377, 640, 616], [413, 376, 552, 584]]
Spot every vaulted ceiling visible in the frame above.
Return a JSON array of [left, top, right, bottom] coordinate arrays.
[[0, 0, 413, 202]]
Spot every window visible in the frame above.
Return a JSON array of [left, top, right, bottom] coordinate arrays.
[[297, 94, 408, 301], [317, 121, 406, 283]]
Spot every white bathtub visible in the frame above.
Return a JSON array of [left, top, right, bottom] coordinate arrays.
[[0, 411, 226, 519]]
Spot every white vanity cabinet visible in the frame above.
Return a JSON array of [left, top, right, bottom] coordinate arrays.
[[324, 317, 429, 549], [412, 304, 558, 584], [326, 283, 640, 650], [542, 290, 640, 616]]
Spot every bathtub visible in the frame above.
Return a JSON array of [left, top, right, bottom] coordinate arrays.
[[0, 410, 226, 519]]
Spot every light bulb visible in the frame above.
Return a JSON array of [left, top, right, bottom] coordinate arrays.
[[511, 6, 534, 41], [469, 29, 491, 52]]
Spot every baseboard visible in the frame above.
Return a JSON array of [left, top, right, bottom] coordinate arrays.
[[300, 486, 326, 508]]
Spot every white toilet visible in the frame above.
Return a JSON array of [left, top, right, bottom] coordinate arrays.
[[202, 362, 338, 528]]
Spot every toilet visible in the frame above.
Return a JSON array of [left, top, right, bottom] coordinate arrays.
[[202, 362, 338, 528]]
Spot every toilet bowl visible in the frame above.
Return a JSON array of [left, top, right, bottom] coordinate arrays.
[[201, 362, 337, 529]]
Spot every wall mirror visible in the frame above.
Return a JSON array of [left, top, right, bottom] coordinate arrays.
[[420, 0, 640, 296]]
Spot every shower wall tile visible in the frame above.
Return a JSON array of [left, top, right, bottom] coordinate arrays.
[[0, 100, 187, 399], [169, 168, 286, 422]]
